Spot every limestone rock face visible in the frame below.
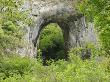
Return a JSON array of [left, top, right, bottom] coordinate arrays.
[[18, 0, 97, 57]]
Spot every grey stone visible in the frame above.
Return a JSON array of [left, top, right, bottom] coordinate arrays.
[[18, 0, 97, 58]]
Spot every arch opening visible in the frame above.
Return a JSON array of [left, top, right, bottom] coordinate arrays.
[[37, 23, 68, 64]]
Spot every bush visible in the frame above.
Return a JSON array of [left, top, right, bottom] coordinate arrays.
[[0, 0, 32, 55], [39, 23, 64, 51], [78, 0, 110, 54], [0, 55, 36, 80], [39, 23, 66, 61], [1, 51, 110, 82]]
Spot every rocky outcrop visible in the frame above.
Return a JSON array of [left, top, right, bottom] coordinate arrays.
[[18, 0, 97, 58]]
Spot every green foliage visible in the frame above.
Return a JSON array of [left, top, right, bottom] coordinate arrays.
[[0, 55, 35, 80], [1, 0, 110, 82], [0, 0, 32, 55], [39, 23, 65, 61], [1, 52, 110, 82], [78, 0, 110, 54], [39, 23, 64, 51]]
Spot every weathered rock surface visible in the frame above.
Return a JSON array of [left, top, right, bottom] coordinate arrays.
[[18, 0, 97, 57]]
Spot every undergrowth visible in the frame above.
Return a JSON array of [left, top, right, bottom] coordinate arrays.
[[0, 50, 110, 82]]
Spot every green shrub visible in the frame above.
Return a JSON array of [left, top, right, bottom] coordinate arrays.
[[39, 23, 64, 51], [0, 0, 32, 55], [39, 23, 66, 61], [1, 52, 110, 82], [0, 55, 36, 80], [78, 0, 110, 54]]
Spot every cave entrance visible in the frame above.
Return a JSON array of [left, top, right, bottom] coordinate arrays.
[[38, 23, 67, 64]]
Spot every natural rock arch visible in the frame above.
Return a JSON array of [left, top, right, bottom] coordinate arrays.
[[18, 0, 97, 58]]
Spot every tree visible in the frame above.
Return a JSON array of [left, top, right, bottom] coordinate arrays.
[[78, 0, 110, 54]]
